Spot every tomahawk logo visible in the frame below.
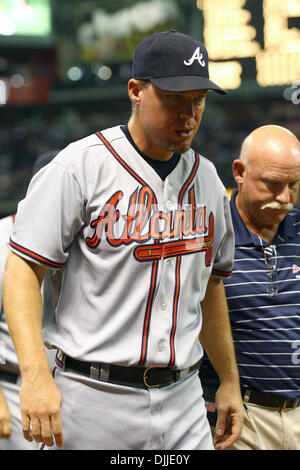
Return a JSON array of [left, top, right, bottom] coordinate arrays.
[[184, 47, 205, 67]]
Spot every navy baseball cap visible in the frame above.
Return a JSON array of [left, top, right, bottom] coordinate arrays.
[[132, 30, 226, 95]]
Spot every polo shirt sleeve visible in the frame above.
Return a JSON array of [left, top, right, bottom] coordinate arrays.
[[10, 161, 86, 269]]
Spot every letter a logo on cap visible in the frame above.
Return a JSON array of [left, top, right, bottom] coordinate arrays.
[[184, 47, 205, 67]]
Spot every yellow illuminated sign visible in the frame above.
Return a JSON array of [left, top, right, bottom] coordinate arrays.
[[197, 0, 300, 89], [208, 61, 243, 89], [199, 0, 260, 59]]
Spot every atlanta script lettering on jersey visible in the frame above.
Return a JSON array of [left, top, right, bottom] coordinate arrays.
[[86, 185, 214, 265]]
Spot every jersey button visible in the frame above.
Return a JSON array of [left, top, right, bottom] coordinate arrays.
[[160, 302, 167, 310], [158, 344, 164, 352]]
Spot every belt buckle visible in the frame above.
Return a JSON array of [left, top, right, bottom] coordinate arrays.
[[282, 398, 299, 410], [143, 367, 161, 388], [282, 400, 290, 410], [293, 399, 300, 409], [289, 398, 300, 410]]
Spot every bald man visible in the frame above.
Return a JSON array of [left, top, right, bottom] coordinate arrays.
[[199, 125, 300, 450]]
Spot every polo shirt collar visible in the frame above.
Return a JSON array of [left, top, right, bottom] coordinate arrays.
[[230, 189, 297, 247]]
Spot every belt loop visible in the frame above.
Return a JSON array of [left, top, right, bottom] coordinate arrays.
[[90, 362, 100, 380], [179, 368, 189, 380], [99, 363, 110, 382]]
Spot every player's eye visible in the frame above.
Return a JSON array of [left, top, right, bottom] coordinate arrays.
[[289, 181, 299, 190], [193, 95, 205, 105], [165, 94, 180, 103]]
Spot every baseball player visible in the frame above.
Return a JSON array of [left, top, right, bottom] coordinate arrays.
[[0, 151, 59, 450], [3, 30, 243, 450]]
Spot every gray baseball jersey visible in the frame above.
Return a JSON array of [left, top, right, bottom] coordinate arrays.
[[10, 125, 234, 370]]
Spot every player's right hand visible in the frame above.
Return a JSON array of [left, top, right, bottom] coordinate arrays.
[[213, 382, 244, 450], [0, 389, 12, 438], [20, 370, 63, 448]]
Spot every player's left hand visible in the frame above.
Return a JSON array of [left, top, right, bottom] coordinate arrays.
[[213, 383, 244, 450], [0, 388, 12, 439]]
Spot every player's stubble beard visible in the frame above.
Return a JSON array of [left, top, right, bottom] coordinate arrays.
[[167, 142, 191, 154], [167, 129, 194, 154], [167, 119, 198, 154]]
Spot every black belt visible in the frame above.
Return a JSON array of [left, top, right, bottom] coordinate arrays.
[[242, 388, 300, 410], [0, 369, 19, 384], [57, 355, 202, 389]]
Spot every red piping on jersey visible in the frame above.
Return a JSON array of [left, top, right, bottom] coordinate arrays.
[[139, 259, 159, 366], [169, 152, 200, 367], [9, 239, 64, 269], [96, 131, 148, 187], [178, 153, 200, 207], [95, 130, 160, 367], [55, 355, 64, 368], [169, 256, 181, 367]]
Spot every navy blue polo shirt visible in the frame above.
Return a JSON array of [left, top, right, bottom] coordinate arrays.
[[201, 189, 300, 400]]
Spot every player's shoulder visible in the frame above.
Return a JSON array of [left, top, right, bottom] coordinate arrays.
[[53, 125, 123, 169], [189, 151, 228, 197], [187, 149, 222, 182], [184, 148, 218, 175], [198, 153, 218, 173]]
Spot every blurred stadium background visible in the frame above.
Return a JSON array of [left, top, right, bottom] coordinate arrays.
[[0, 0, 300, 216]]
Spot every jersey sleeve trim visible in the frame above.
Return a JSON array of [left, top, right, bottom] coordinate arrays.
[[211, 268, 232, 278], [9, 239, 65, 269]]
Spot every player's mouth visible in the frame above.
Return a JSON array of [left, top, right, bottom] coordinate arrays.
[[175, 128, 194, 139]]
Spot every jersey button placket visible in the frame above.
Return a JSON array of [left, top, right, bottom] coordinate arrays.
[[166, 200, 173, 210]]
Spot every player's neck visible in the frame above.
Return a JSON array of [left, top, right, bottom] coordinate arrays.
[[127, 118, 174, 162]]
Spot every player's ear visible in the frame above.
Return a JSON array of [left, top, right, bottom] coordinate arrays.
[[128, 79, 142, 106], [232, 159, 246, 184]]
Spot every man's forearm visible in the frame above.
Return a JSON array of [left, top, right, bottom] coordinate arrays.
[[199, 276, 239, 386], [2, 252, 63, 447], [2, 251, 50, 376], [200, 276, 244, 450]]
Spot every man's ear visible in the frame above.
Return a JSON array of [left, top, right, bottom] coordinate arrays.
[[128, 79, 142, 105], [232, 159, 246, 184]]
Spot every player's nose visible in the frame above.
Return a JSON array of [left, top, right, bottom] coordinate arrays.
[[178, 100, 196, 119], [275, 185, 291, 204]]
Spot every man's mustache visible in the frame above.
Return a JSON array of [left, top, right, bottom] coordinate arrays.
[[261, 201, 293, 211]]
